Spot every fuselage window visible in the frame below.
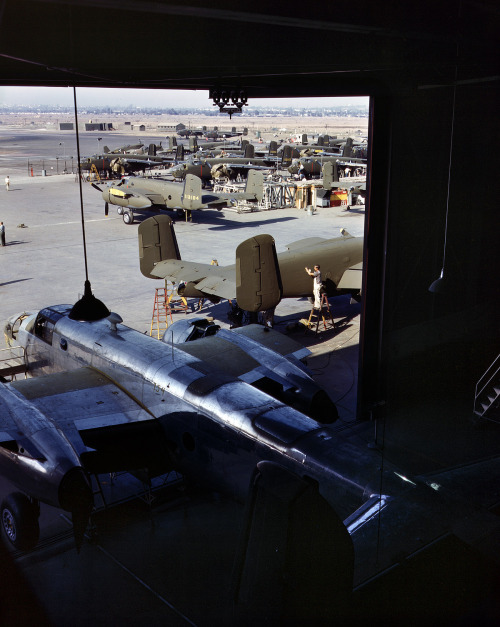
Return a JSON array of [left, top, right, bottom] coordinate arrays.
[[34, 317, 55, 345]]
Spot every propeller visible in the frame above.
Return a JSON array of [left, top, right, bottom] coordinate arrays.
[[91, 182, 102, 192]]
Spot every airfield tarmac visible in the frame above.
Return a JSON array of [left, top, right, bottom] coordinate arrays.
[[0, 151, 366, 625]]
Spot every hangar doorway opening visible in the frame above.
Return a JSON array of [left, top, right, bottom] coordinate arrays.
[[0, 87, 369, 425]]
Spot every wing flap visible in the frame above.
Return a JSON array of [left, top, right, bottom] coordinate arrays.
[[10, 367, 154, 432]]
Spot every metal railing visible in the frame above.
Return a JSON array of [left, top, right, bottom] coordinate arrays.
[[473, 353, 499, 417]]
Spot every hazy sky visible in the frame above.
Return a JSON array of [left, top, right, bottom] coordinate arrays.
[[0, 86, 368, 108]]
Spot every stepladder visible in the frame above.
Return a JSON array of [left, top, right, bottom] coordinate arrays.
[[150, 287, 173, 338], [306, 292, 335, 334]]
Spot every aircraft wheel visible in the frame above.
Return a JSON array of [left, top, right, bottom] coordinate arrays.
[[116, 206, 124, 215], [123, 211, 134, 225], [1, 492, 40, 551], [104, 201, 109, 216], [176, 209, 184, 217]]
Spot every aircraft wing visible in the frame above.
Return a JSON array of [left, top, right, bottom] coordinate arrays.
[[2, 367, 158, 459], [151, 259, 237, 300], [285, 237, 328, 251]]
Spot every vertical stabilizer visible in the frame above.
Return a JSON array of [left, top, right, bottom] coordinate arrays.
[[138, 215, 181, 279], [281, 145, 293, 167], [244, 170, 264, 202], [244, 143, 255, 158], [268, 140, 277, 156], [182, 175, 202, 210], [342, 137, 354, 157], [232, 462, 354, 624], [235, 234, 282, 311]]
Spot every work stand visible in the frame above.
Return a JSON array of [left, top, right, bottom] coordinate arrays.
[[305, 293, 335, 334]]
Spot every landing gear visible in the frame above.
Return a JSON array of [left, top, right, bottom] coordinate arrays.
[[123, 211, 134, 224], [116, 206, 124, 215], [1, 492, 40, 551], [104, 201, 109, 216]]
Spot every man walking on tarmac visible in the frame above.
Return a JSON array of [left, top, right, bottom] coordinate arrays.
[[0, 222, 6, 246], [5, 176, 10, 191]]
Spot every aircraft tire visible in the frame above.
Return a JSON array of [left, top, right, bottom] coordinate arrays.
[[116, 206, 124, 215], [123, 211, 134, 225], [1, 492, 40, 551]]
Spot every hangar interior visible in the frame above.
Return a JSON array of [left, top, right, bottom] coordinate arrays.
[[0, 0, 499, 623]]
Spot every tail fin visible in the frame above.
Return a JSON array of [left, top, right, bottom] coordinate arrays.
[[189, 137, 198, 151], [242, 127, 248, 136], [175, 144, 184, 161], [244, 143, 255, 158], [301, 133, 308, 144], [103, 146, 109, 154], [268, 140, 277, 156], [182, 175, 202, 210], [244, 170, 264, 202], [342, 137, 354, 158], [235, 235, 282, 311], [317, 136, 324, 146], [322, 161, 339, 189], [168, 136, 177, 148], [281, 145, 294, 167], [241, 139, 249, 151], [232, 461, 354, 623], [148, 143, 157, 156], [138, 215, 181, 279]]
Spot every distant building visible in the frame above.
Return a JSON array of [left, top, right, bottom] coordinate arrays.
[[157, 122, 185, 132], [85, 122, 114, 131], [59, 123, 74, 131]]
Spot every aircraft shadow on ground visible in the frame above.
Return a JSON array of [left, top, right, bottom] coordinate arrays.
[[207, 216, 298, 231]]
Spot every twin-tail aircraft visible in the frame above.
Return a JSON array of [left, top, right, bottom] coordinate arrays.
[[138, 215, 364, 307], [92, 169, 264, 223]]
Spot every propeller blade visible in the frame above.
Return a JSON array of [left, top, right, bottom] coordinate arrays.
[[91, 183, 103, 192]]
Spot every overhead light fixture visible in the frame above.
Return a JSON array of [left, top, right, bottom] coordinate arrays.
[[210, 89, 248, 119]]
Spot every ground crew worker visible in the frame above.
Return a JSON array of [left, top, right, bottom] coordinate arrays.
[[305, 264, 322, 308]]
